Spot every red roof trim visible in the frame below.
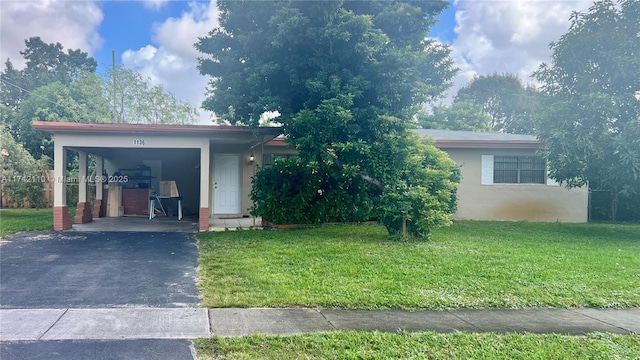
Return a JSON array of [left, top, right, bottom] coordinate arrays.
[[34, 122, 541, 149], [265, 137, 541, 149], [265, 137, 287, 147], [433, 140, 542, 149]]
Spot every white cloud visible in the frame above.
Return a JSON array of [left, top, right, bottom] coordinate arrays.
[[443, 0, 593, 100], [0, 0, 103, 68], [152, 1, 218, 59], [121, 0, 219, 124], [122, 44, 211, 122], [142, 0, 169, 11]]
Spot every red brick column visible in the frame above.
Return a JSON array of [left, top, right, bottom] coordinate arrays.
[[92, 199, 103, 218], [199, 207, 210, 231], [74, 202, 93, 224], [53, 206, 72, 230]]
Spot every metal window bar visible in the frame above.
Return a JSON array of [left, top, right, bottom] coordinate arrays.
[[494, 156, 545, 184]]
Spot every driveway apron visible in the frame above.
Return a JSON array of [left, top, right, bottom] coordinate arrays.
[[0, 231, 200, 308]]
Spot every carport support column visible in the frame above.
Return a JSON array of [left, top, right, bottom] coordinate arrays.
[[92, 156, 104, 218], [199, 142, 210, 231], [53, 142, 71, 230], [74, 151, 92, 224]]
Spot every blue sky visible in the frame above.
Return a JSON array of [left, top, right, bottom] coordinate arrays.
[[95, 1, 158, 70], [1, 0, 592, 123], [94, 1, 187, 71], [429, 2, 457, 44], [92, 1, 459, 71], [94, 1, 459, 73]]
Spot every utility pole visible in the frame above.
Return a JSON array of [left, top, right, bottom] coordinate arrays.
[[112, 51, 117, 123]]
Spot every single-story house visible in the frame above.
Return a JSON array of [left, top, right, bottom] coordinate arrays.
[[32, 122, 587, 231], [416, 129, 587, 222]]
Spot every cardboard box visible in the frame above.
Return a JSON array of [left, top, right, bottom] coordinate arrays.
[[106, 183, 122, 217], [159, 180, 179, 197]]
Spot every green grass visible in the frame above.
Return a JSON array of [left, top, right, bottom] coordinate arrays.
[[0, 208, 54, 237], [197, 221, 640, 309], [195, 331, 640, 360]]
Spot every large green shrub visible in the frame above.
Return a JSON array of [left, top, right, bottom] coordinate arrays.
[[377, 141, 460, 239], [250, 137, 459, 239], [250, 158, 375, 225], [1, 126, 50, 208]]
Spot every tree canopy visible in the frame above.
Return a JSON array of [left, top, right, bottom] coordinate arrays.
[[105, 65, 199, 125], [454, 73, 541, 134], [1, 37, 97, 113], [0, 124, 50, 208], [533, 0, 640, 209], [418, 73, 541, 134], [197, 1, 460, 238], [197, 1, 456, 125], [12, 74, 110, 159], [418, 100, 492, 132]]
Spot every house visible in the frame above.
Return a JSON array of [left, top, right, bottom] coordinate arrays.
[[32, 121, 281, 231], [32, 122, 587, 232], [417, 129, 587, 222]]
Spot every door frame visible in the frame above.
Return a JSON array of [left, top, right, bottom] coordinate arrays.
[[212, 153, 242, 215]]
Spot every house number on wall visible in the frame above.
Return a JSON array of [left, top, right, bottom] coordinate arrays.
[[133, 139, 146, 146]]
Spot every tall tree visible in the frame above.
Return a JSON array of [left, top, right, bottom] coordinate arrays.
[[19, 37, 97, 88], [418, 100, 492, 132], [533, 0, 640, 220], [1, 37, 97, 113], [104, 65, 198, 124], [455, 73, 541, 134], [14, 75, 110, 159], [1, 38, 99, 158], [197, 1, 460, 238]]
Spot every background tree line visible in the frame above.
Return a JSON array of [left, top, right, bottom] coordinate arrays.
[[419, 73, 541, 135]]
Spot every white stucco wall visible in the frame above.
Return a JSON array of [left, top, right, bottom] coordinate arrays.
[[445, 148, 588, 222]]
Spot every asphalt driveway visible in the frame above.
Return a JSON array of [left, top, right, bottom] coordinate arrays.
[[0, 231, 200, 308], [1, 340, 196, 360]]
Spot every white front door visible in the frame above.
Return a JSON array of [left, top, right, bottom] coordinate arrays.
[[213, 154, 241, 214]]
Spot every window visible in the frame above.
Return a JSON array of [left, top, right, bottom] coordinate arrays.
[[494, 156, 545, 184], [262, 153, 298, 168]]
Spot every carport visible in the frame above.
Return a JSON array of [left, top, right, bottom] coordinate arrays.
[[32, 122, 281, 231]]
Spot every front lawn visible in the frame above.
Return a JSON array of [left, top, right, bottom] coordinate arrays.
[[197, 221, 640, 309], [0, 208, 53, 237], [195, 331, 640, 360]]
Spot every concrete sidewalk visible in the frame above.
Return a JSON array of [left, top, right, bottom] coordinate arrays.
[[1, 307, 638, 341]]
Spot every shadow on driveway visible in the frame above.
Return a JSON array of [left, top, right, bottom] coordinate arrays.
[[1, 232, 200, 309]]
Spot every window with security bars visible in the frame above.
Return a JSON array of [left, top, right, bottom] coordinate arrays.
[[262, 153, 299, 168], [494, 156, 545, 184]]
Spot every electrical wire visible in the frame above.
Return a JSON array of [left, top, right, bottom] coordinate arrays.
[[0, 77, 77, 112]]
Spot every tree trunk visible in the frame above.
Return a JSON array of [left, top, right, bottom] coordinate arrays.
[[357, 172, 384, 190], [611, 190, 618, 223], [402, 216, 407, 238]]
